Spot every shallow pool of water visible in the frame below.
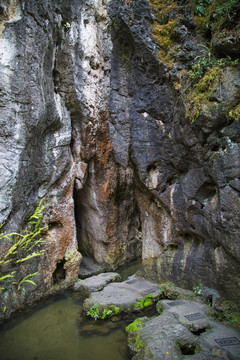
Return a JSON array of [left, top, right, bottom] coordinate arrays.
[[0, 292, 130, 360], [117, 258, 142, 281], [0, 260, 143, 360]]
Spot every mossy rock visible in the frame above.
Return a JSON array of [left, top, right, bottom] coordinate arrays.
[[185, 65, 240, 124], [148, 0, 180, 64], [160, 282, 195, 300]]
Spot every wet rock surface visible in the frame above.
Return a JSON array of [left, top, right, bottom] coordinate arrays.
[[73, 272, 121, 294], [83, 275, 161, 315], [127, 299, 240, 360], [78, 256, 105, 279]]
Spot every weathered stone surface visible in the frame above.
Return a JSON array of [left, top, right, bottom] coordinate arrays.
[[107, 0, 240, 303], [78, 256, 105, 279], [127, 299, 240, 360], [0, 0, 85, 319], [73, 272, 121, 293], [161, 283, 195, 301], [201, 287, 223, 312], [83, 276, 161, 315]]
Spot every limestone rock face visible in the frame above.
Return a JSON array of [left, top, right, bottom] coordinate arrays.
[[0, 0, 240, 318], [0, 0, 84, 317], [107, 0, 240, 302]]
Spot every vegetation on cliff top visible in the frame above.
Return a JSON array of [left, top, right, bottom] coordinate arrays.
[[148, 0, 179, 63], [148, 0, 240, 122], [193, 0, 240, 34]]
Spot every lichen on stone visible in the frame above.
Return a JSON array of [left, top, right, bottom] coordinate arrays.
[[148, 0, 178, 24]]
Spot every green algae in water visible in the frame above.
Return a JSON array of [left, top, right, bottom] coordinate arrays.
[[0, 293, 129, 360]]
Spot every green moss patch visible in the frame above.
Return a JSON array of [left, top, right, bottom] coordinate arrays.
[[209, 300, 240, 328], [229, 103, 240, 121], [86, 303, 121, 321], [185, 66, 222, 122], [126, 317, 146, 352], [149, 0, 178, 24], [148, 0, 179, 64], [126, 317, 145, 333], [192, 0, 240, 34], [185, 63, 240, 123], [134, 293, 155, 310]]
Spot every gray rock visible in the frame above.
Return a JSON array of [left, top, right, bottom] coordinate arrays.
[[127, 312, 197, 360], [83, 276, 161, 315], [212, 34, 240, 58], [201, 287, 223, 312], [73, 272, 121, 293], [160, 299, 211, 332], [127, 299, 240, 360], [78, 256, 105, 279], [162, 283, 196, 300]]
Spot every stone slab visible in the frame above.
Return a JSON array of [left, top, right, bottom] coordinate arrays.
[[127, 299, 240, 360], [160, 299, 211, 331], [73, 272, 121, 293], [83, 276, 161, 314]]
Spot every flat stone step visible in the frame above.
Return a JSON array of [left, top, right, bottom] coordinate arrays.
[[73, 272, 121, 294], [83, 275, 161, 317], [160, 299, 211, 331], [127, 299, 240, 360]]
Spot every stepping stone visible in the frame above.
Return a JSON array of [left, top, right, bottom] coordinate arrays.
[[73, 272, 121, 294], [198, 322, 240, 359], [83, 275, 161, 316], [126, 311, 197, 360], [127, 299, 240, 360], [160, 299, 211, 332]]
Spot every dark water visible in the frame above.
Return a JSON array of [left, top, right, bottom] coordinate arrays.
[[0, 260, 142, 360], [118, 258, 142, 281]]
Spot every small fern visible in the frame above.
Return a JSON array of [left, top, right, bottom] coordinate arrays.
[[0, 200, 49, 311], [12, 272, 38, 291]]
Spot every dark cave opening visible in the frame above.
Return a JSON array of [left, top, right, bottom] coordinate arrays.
[[53, 259, 66, 284], [191, 327, 209, 336], [178, 344, 198, 355], [73, 184, 91, 258]]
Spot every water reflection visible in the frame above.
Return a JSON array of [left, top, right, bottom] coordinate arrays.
[[0, 259, 143, 360], [0, 293, 129, 360]]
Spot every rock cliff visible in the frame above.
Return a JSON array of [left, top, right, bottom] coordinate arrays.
[[0, 0, 239, 319]]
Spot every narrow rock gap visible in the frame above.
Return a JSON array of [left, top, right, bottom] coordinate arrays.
[[191, 327, 209, 336], [53, 259, 66, 284], [69, 109, 93, 262], [178, 344, 198, 356], [73, 181, 91, 258]]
